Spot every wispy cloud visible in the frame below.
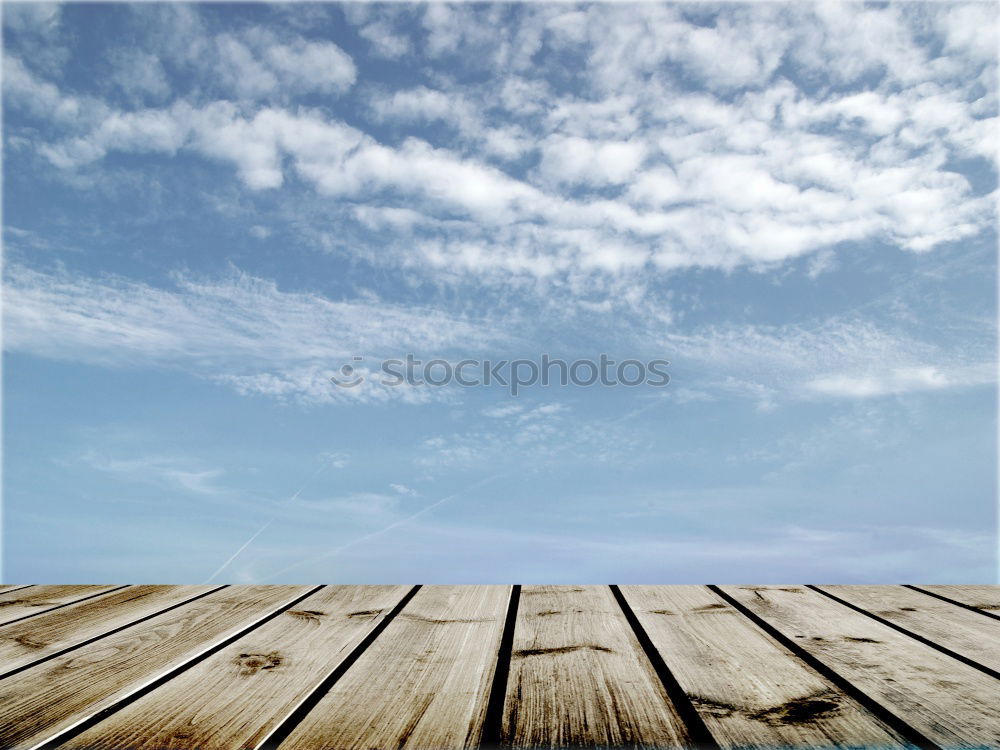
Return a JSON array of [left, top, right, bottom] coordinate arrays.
[[805, 364, 996, 399], [5, 260, 993, 407], [79, 452, 227, 496], [654, 317, 996, 402], [3, 263, 507, 403]]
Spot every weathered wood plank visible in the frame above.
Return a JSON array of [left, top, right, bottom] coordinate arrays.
[[505, 585, 691, 749], [0, 585, 124, 626], [0, 585, 312, 749], [619, 585, 908, 748], [0, 585, 221, 676], [719, 585, 1000, 748], [0, 584, 33, 595], [278, 585, 509, 750], [816, 585, 1000, 673], [61, 585, 412, 750], [914, 585, 1000, 614]]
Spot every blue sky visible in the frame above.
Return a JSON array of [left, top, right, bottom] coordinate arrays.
[[2, 2, 997, 583]]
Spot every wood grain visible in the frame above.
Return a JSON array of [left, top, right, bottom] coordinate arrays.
[[0, 585, 124, 626], [0, 585, 33, 595], [719, 585, 1000, 747], [0, 585, 311, 749], [62, 585, 412, 750], [0, 585, 221, 676], [619, 585, 907, 748], [505, 585, 691, 749], [0, 584, 997, 750], [914, 585, 1000, 614], [815, 584, 1000, 672], [278, 585, 509, 750]]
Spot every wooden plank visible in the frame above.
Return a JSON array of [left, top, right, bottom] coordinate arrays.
[[0, 585, 124, 626], [61, 585, 413, 750], [278, 585, 509, 750], [0, 585, 312, 749], [0, 584, 34, 595], [816, 585, 1000, 673], [914, 585, 1000, 614], [505, 585, 691, 748], [719, 585, 1000, 747], [0, 585, 221, 676], [619, 585, 908, 748]]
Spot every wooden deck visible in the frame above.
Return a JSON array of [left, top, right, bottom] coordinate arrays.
[[0, 584, 997, 749]]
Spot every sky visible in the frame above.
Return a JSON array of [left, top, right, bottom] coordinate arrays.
[[1, 1, 997, 584]]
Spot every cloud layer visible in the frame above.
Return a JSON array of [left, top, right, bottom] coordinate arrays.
[[2, 2, 996, 406], [4, 2, 996, 291]]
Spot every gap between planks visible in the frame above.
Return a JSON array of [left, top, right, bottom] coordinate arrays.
[[1, 586, 322, 750], [0, 585, 130, 627], [715, 585, 1000, 748], [1, 585, 996, 750], [905, 584, 1000, 621], [0, 585, 228, 680], [809, 585, 1000, 678]]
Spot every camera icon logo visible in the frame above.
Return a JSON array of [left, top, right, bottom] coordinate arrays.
[[330, 356, 364, 388]]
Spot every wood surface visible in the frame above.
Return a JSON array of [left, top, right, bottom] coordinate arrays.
[[504, 585, 691, 748], [0, 585, 125, 626], [618, 585, 908, 748], [0, 584, 34, 595], [278, 585, 509, 750], [61, 585, 413, 750], [0, 583, 996, 749], [0, 585, 312, 749], [718, 584, 1000, 748], [913, 584, 1000, 614], [815, 584, 1000, 673], [0, 584, 221, 676]]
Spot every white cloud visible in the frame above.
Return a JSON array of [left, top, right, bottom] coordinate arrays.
[[209, 24, 357, 99], [262, 35, 356, 94], [108, 50, 170, 101], [3, 263, 507, 404], [2, 3, 61, 36], [2, 3, 66, 74], [321, 452, 350, 469], [2, 54, 101, 124], [358, 20, 410, 60], [516, 403, 568, 422], [8, 0, 997, 288], [482, 403, 524, 418], [805, 364, 995, 399], [4, 256, 992, 409], [653, 317, 996, 403], [5, 4, 997, 295], [370, 86, 455, 123], [80, 452, 227, 496], [537, 136, 647, 187], [420, 4, 502, 61], [114, 13, 356, 102], [938, 3, 999, 63]]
